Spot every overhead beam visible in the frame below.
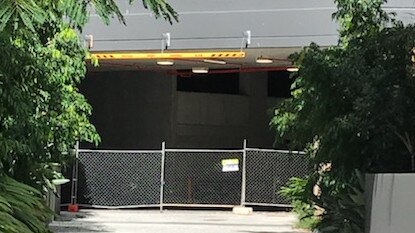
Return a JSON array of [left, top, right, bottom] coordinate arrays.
[[89, 51, 246, 60]]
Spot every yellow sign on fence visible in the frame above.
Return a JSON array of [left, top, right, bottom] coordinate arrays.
[[221, 159, 239, 172]]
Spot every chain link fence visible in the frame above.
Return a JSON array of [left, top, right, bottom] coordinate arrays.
[[67, 142, 309, 209], [244, 149, 308, 207], [164, 150, 243, 207], [76, 150, 162, 208]]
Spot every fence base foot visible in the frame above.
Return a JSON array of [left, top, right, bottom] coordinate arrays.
[[68, 204, 79, 212], [232, 206, 253, 215]]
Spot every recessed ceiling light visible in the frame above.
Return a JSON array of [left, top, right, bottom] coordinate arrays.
[[256, 56, 273, 64], [203, 59, 226, 65], [192, 67, 209, 74], [157, 60, 174, 66], [287, 67, 299, 72]]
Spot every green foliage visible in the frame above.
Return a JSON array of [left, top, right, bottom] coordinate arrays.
[[279, 177, 311, 203], [280, 173, 365, 233], [0, 24, 100, 187], [271, 1, 415, 232], [0, 0, 178, 231], [279, 177, 319, 230], [292, 200, 319, 230], [0, 0, 46, 32], [0, 0, 178, 187], [313, 171, 365, 233], [0, 175, 52, 233], [141, 0, 178, 24], [0, 0, 178, 34], [333, 0, 393, 42], [274, 25, 415, 174]]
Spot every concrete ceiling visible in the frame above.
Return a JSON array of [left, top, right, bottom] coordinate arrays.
[[87, 47, 302, 75]]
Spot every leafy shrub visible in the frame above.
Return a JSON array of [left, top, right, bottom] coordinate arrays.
[[272, 1, 415, 231], [313, 171, 365, 233], [280, 171, 365, 233], [279, 177, 319, 230], [0, 1, 177, 232], [0, 175, 52, 233]]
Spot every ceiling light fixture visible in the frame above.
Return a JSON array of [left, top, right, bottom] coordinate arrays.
[[203, 59, 226, 65], [157, 60, 174, 66], [192, 67, 209, 74], [287, 67, 299, 72], [256, 56, 273, 64]]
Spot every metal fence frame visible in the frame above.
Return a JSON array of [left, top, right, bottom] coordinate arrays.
[[66, 140, 307, 210], [243, 147, 307, 207]]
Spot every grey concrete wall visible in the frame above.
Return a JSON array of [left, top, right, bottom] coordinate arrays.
[[174, 72, 280, 148], [175, 92, 250, 148], [84, 0, 339, 51], [80, 71, 281, 149], [79, 71, 174, 149], [366, 173, 415, 233], [83, 0, 415, 51]]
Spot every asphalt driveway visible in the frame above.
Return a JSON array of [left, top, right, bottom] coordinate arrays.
[[49, 209, 308, 233]]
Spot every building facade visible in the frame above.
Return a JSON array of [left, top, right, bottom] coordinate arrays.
[[80, 0, 414, 149]]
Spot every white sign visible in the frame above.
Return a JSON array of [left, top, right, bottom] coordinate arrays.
[[221, 159, 239, 172]]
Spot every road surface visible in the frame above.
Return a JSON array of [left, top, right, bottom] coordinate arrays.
[[49, 209, 309, 233]]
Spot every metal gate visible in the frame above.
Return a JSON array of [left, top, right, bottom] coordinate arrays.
[[76, 150, 162, 208], [65, 141, 308, 209], [163, 149, 243, 208], [244, 148, 308, 207]]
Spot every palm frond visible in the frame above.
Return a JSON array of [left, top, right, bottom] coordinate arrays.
[[0, 176, 52, 233], [140, 0, 178, 24], [0, 0, 46, 32]]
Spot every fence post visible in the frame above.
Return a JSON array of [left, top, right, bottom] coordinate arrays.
[[160, 141, 166, 212], [240, 139, 247, 206], [69, 141, 79, 212]]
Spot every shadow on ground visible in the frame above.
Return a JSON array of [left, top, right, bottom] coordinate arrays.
[[49, 211, 112, 233], [239, 231, 303, 233], [48, 225, 111, 233]]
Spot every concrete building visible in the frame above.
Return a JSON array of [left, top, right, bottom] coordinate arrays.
[[80, 0, 415, 149]]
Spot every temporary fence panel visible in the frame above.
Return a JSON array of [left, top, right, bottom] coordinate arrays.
[[163, 150, 243, 207], [77, 150, 162, 208], [67, 143, 310, 209], [244, 148, 309, 207]]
